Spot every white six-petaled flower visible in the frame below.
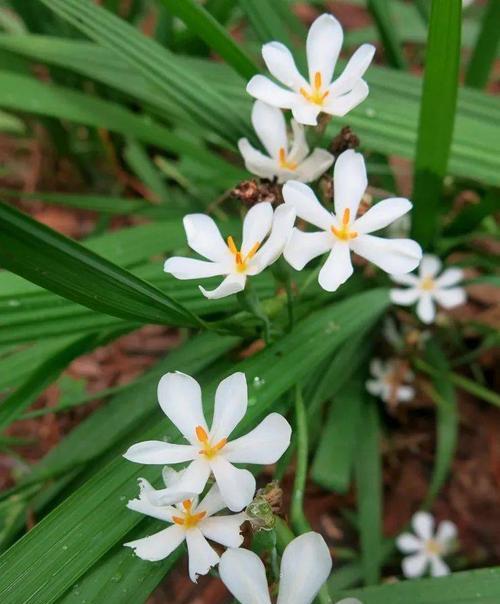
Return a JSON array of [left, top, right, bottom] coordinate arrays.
[[366, 358, 415, 405], [219, 532, 332, 604], [124, 372, 292, 512], [125, 468, 246, 582], [283, 149, 422, 291], [390, 254, 466, 324], [238, 101, 334, 183], [396, 511, 457, 578], [164, 202, 295, 299], [247, 14, 375, 126]]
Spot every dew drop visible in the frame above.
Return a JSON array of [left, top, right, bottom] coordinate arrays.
[[111, 573, 123, 583], [253, 376, 266, 388]]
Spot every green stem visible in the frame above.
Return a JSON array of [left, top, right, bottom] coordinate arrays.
[[236, 282, 271, 343], [414, 358, 500, 407], [291, 384, 310, 535], [465, 0, 500, 89]]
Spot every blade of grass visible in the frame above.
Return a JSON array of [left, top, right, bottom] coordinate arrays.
[[465, 0, 500, 89], [367, 0, 408, 69], [354, 396, 382, 585], [411, 0, 462, 247], [0, 201, 201, 328]]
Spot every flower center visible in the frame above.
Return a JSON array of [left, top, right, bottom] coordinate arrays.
[[227, 236, 260, 273], [172, 499, 207, 529], [195, 425, 227, 459], [278, 147, 298, 171], [425, 538, 443, 556], [420, 276, 436, 291], [299, 71, 330, 106], [331, 209, 358, 241]]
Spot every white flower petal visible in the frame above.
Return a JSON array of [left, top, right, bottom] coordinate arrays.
[[219, 548, 272, 604], [238, 138, 280, 180], [412, 511, 435, 540], [164, 257, 228, 280], [295, 149, 334, 183], [366, 379, 383, 396], [318, 244, 353, 292], [185, 528, 220, 582], [390, 273, 420, 286], [370, 358, 385, 377], [436, 520, 458, 546], [200, 513, 246, 548], [247, 75, 298, 109], [329, 44, 376, 96], [396, 533, 423, 553], [282, 180, 333, 230], [241, 202, 274, 257], [430, 555, 450, 577], [251, 204, 296, 270], [402, 552, 429, 578], [435, 267, 464, 288], [169, 457, 212, 495], [183, 214, 230, 263], [306, 14, 343, 86], [354, 198, 412, 234], [262, 41, 307, 91], [350, 235, 422, 274], [397, 385, 415, 402], [196, 483, 227, 517], [209, 456, 256, 512], [157, 372, 207, 445], [291, 102, 321, 126], [251, 100, 288, 158], [277, 532, 332, 604], [288, 119, 310, 164], [337, 599, 364, 604], [127, 483, 178, 521], [224, 413, 292, 464], [416, 293, 436, 324], [434, 287, 466, 309], [284, 229, 331, 271], [324, 79, 369, 117], [124, 524, 185, 562], [390, 287, 420, 306], [420, 254, 442, 278], [211, 372, 248, 442], [333, 149, 367, 219], [123, 441, 197, 465], [199, 273, 246, 299]]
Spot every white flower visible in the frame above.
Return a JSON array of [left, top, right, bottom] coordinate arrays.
[[125, 469, 246, 582], [247, 14, 375, 126], [366, 358, 415, 405], [124, 371, 292, 512], [164, 202, 295, 299], [382, 317, 430, 352], [238, 101, 333, 183], [219, 532, 332, 604], [283, 150, 422, 292], [396, 511, 457, 578], [390, 254, 466, 324]]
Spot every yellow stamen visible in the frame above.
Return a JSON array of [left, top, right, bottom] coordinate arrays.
[[173, 500, 207, 528], [279, 147, 298, 171], [331, 208, 358, 241], [425, 539, 443, 556], [195, 424, 227, 459], [421, 276, 435, 291], [299, 71, 330, 106], [226, 236, 261, 273]]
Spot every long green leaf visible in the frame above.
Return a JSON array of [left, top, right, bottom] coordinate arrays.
[[465, 0, 500, 89], [159, 0, 257, 79], [367, 0, 407, 69], [0, 289, 389, 604], [411, 0, 462, 246], [338, 566, 500, 603], [0, 201, 200, 328], [354, 396, 382, 585]]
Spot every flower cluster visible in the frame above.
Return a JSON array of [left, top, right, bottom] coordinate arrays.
[[123, 12, 462, 599]]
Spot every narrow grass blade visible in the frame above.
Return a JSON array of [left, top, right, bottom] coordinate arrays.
[[367, 0, 408, 69], [411, 1, 462, 246], [465, 0, 500, 89]]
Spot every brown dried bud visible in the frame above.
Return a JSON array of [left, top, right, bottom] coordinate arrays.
[[232, 179, 282, 207], [330, 126, 360, 156]]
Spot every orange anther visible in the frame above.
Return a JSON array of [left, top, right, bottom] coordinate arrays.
[[227, 235, 237, 255], [314, 71, 322, 90], [182, 500, 192, 512], [195, 425, 209, 443], [342, 208, 351, 226], [172, 516, 185, 526]]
